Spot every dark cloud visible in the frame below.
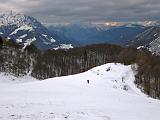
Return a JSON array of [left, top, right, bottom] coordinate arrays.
[[0, 0, 160, 24]]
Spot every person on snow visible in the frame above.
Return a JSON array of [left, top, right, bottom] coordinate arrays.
[[87, 80, 90, 84]]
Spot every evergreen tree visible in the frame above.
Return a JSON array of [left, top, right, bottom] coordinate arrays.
[[0, 36, 3, 49]]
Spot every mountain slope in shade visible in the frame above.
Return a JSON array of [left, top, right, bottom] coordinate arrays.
[[0, 63, 160, 120], [48, 23, 146, 46], [149, 36, 160, 55], [0, 12, 74, 50], [129, 26, 160, 55]]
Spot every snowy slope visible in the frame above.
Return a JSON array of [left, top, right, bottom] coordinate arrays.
[[0, 63, 160, 120], [54, 44, 74, 50]]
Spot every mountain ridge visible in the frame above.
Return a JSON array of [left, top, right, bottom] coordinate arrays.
[[48, 23, 146, 46], [0, 12, 74, 50], [129, 26, 160, 55]]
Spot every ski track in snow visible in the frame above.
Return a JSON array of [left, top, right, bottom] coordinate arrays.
[[0, 63, 160, 120]]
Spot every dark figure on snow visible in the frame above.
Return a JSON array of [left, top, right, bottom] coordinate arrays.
[[87, 80, 90, 84], [106, 67, 111, 72]]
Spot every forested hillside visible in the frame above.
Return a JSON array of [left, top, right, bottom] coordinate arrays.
[[0, 37, 160, 99]]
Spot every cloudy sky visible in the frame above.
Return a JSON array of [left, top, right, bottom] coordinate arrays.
[[0, 0, 160, 24]]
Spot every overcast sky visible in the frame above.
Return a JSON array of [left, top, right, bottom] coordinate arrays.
[[0, 0, 160, 24]]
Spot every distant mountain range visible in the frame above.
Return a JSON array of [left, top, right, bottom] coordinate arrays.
[[128, 26, 160, 55], [48, 22, 160, 55], [48, 23, 146, 46], [0, 12, 160, 55]]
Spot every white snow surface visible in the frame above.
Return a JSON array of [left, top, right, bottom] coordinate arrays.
[[10, 25, 33, 35], [22, 37, 36, 50], [0, 12, 26, 26], [54, 44, 74, 50], [19, 34, 27, 39], [0, 63, 160, 120], [50, 37, 56, 43], [16, 38, 23, 43], [137, 46, 144, 49], [42, 34, 56, 43]]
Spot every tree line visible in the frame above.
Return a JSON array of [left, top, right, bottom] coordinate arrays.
[[0, 37, 160, 99]]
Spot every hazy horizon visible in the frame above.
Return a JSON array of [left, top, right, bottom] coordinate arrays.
[[0, 0, 160, 24]]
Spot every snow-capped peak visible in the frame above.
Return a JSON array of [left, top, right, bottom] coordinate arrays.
[[137, 20, 159, 27], [91, 21, 160, 27], [104, 22, 127, 27], [0, 11, 28, 27], [0, 11, 61, 50]]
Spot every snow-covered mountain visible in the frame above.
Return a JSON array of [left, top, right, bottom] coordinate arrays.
[[0, 63, 160, 120], [48, 21, 160, 49], [149, 36, 160, 55], [98, 20, 160, 27], [1, 11, 159, 52], [136, 20, 160, 27], [129, 26, 160, 55], [0, 12, 74, 50]]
